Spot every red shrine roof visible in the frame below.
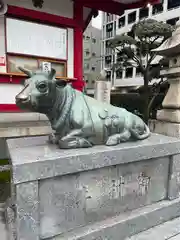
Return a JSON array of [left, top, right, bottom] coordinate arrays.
[[78, 0, 160, 16], [77, 0, 160, 30]]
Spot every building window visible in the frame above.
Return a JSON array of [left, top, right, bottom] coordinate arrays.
[[116, 69, 123, 79], [114, 21, 116, 32], [152, 1, 163, 15], [139, 8, 149, 20], [106, 13, 113, 22], [84, 63, 89, 70], [105, 40, 113, 55], [7, 55, 67, 77], [92, 66, 96, 71], [106, 23, 113, 38], [118, 16, 125, 28], [166, 17, 179, 26], [168, 0, 180, 10], [105, 55, 112, 64], [106, 31, 113, 38], [106, 23, 113, 30], [85, 50, 90, 56], [136, 66, 142, 76], [105, 47, 112, 55], [125, 67, 133, 78], [86, 36, 90, 40], [107, 71, 111, 80], [92, 52, 96, 57], [92, 38, 96, 43], [128, 11, 136, 24], [92, 80, 95, 84], [105, 55, 112, 68]]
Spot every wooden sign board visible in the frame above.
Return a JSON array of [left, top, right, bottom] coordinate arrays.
[[0, 57, 5, 66]]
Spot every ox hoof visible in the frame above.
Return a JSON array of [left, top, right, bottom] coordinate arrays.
[[58, 137, 92, 149], [106, 138, 119, 146], [48, 133, 59, 144]]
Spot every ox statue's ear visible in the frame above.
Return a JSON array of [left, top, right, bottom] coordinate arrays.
[[20, 79, 26, 86], [48, 68, 56, 80], [18, 66, 33, 78], [55, 79, 67, 88]]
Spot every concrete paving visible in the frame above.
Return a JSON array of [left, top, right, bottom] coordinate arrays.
[[127, 217, 180, 240], [0, 203, 180, 240]]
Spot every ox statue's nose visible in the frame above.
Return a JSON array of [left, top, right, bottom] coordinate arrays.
[[15, 94, 29, 102]]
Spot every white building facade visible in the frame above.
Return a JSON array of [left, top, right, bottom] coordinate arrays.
[[101, 0, 180, 89]]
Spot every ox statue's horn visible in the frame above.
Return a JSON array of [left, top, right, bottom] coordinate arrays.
[[48, 68, 56, 80], [18, 66, 33, 77], [0, 0, 8, 16]]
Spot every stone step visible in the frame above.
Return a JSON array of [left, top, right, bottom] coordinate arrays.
[[0, 220, 7, 240], [54, 198, 180, 240], [126, 217, 180, 240], [0, 204, 7, 240], [3, 199, 180, 240], [170, 235, 180, 240]]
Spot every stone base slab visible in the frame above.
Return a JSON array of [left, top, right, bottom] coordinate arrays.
[[0, 112, 48, 123], [53, 198, 180, 240], [149, 119, 180, 138], [6, 134, 180, 240], [5, 198, 180, 240], [0, 122, 51, 138], [0, 113, 52, 159], [157, 109, 180, 123]]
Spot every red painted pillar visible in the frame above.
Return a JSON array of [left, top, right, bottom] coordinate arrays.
[[72, 1, 84, 92]]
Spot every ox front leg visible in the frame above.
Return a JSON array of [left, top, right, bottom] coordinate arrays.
[[106, 130, 131, 146], [59, 130, 92, 149], [48, 132, 59, 144]]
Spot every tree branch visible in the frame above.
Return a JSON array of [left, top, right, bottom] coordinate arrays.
[[147, 53, 156, 65], [132, 54, 145, 72], [115, 47, 121, 53], [150, 36, 159, 44]]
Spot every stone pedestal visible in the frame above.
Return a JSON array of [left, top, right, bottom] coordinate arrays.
[[151, 21, 180, 138], [162, 77, 180, 109], [5, 134, 180, 240], [94, 80, 111, 103], [157, 109, 180, 123], [154, 70, 180, 137], [149, 119, 180, 138]]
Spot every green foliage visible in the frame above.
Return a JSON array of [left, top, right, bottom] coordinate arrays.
[[0, 160, 10, 183], [109, 18, 174, 123], [109, 19, 174, 79], [134, 19, 174, 39], [108, 34, 137, 48]]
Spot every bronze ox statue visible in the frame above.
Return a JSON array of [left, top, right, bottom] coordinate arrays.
[[15, 67, 150, 149]]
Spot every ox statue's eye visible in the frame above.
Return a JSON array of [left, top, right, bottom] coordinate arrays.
[[37, 82, 47, 92]]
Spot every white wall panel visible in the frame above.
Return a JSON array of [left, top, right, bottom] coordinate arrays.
[[67, 28, 74, 78], [0, 84, 23, 104], [0, 16, 6, 73], [6, 18, 67, 60]]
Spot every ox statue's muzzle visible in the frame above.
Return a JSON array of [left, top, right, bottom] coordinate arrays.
[[15, 94, 29, 104], [15, 90, 32, 110]]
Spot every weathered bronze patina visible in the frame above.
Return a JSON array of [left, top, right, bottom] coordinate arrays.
[[15, 67, 150, 149]]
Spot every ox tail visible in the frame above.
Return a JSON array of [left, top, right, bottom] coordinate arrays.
[[130, 124, 151, 140]]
